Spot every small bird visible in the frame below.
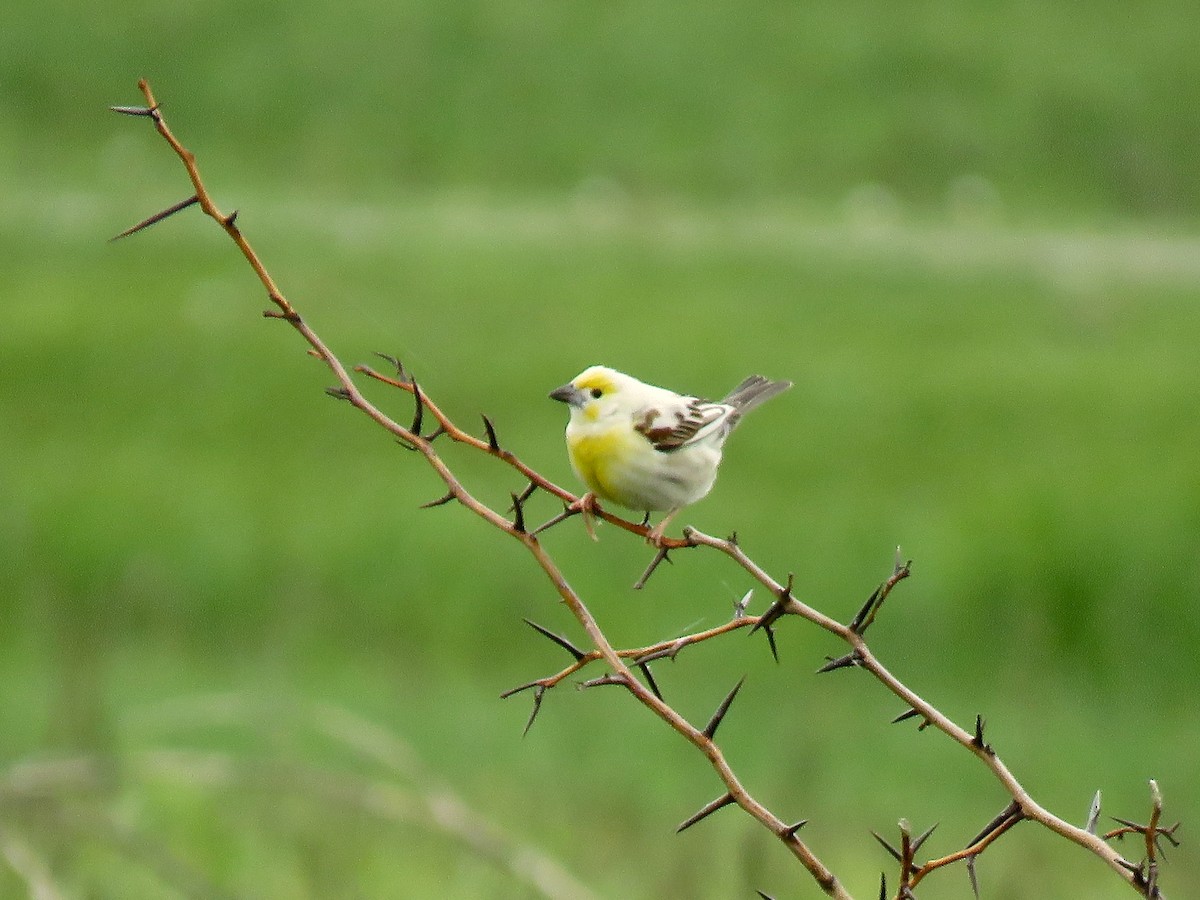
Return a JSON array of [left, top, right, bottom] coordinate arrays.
[[549, 366, 792, 543]]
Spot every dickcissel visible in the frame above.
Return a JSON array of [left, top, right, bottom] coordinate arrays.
[[550, 366, 791, 543]]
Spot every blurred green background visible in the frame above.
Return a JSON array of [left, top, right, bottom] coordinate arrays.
[[2, 1, 1197, 897]]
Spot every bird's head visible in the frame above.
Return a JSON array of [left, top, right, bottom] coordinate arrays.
[[549, 365, 639, 423]]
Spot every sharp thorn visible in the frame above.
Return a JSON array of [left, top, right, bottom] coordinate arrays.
[[578, 673, 627, 689], [912, 822, 938, 853], [763, 624, 779, 663], [676, 792, 735, 833], [522, 685, 546, 736], [733, 589, 753, 618], [419, 491, 456, 509], [637, 661, 663, 701], [849, 585, 881, 633], [878, 872, 887, 900], [410, 381, 425, 437], [782, 819, 808, 839], [871, 830, 902, 862], [506, 485, 532, 513], [967, 800, 1022, 846], [891, 707, 921, 724], [110, 194, 200, 240], [482, 415, 500, 452], [756, 892, 774, 900], [750, 575, 794, 634], [633, 640, 686, 666], [523, 618, 586, 662], [516, 480, 538, 506], [967, 854, 980, 899], [748, 600, 785, 635], [110, 103, 157, 117], [972, 714, 990, 752], [223, 209, 239, 227], [510, 492, 527, 533], [702, 676, 746, 740], [324, 386, 353, 402], [373, 352, 408, 381], [816, 652, 859, 674], [109, 103, 158, 116], [499, 679, 543, 699]]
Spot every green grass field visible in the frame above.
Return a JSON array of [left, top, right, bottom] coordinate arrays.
[[3, 2, 1198, 897]]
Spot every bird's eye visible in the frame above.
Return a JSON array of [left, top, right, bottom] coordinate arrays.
[[590, 388, 603, 399]]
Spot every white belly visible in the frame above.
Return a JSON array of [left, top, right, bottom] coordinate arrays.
[[568, 424, 722, 512]]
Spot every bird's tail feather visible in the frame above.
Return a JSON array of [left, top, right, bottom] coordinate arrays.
[[722, 375, 793, 415]]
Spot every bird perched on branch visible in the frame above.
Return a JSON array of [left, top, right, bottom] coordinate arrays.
[[550, 366, 792, 544]]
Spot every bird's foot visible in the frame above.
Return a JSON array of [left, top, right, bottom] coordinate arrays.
[[644, 509, 679, 548], [570, 492, 601, 542]]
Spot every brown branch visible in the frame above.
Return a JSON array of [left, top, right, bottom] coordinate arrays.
[[110, 80, 1174, 900], [500, 611, 763, 702], [905, 801, 1024, 892], [849, 549, 911, 635], [356, 363, 691, 547], [1101, 781, 1177, 897], [113, 80, 849, 899], [681, 527, 1157, 895]]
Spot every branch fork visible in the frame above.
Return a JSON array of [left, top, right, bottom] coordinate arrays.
[[110, 81, 1179, 900]]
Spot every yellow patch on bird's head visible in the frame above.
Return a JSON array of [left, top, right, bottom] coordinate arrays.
[[574, 369, 618, 395], [572, 367, 622, 421]]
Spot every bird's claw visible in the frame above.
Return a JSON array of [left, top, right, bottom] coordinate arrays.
[[643, 509, 679, 547], [571, 492, 601, 541], [644, 523, 669, 548]]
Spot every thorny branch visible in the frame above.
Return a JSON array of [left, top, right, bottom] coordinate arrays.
[[111, 80, 1176, 899]]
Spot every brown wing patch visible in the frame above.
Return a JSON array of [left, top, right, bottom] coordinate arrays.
[[635, 401, 724, 453]]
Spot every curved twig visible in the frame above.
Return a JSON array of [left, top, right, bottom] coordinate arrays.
[[108, 79, 1172, 899], [113, 79, 848, 899]]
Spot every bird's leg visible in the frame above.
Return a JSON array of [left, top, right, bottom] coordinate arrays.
[[571, 491, 601, 542], [645, 508, 679, 547]]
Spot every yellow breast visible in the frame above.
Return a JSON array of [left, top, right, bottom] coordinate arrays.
[[566, 427, 635, 506]]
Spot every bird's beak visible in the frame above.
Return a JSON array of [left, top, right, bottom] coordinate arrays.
[[549, 383, 582, 406]]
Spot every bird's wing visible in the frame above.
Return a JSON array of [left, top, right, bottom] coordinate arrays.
[[633, 397, 733, 453]]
